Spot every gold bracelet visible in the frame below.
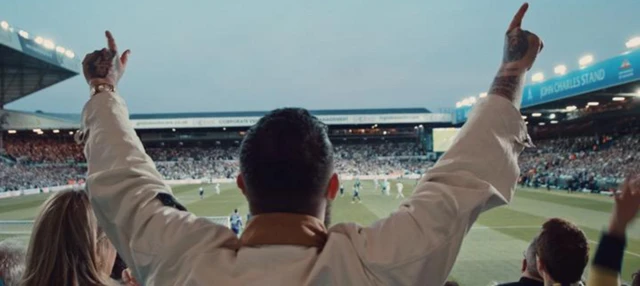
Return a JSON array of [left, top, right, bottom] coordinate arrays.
[[90, 83, 115, 96]]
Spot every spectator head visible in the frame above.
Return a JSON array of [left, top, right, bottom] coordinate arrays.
[[536, 218, 589, 285], [633, 269, 640, 286], [0, 239, 26, 286], [21, 190, 117, 286], [521, 236, 542, 280], [238, 108, 338, 219]]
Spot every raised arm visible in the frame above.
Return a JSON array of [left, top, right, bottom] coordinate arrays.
[[329, 4, 543, 285], [81, 32, 237, 284], [588, 175, 640, 286]]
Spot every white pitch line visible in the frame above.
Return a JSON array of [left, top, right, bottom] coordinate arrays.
[[471, 225, 540, 230], [472, 225, 640, 258], [586, 239, 640, 258]]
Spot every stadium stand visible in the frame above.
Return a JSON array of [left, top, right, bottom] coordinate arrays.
[[452, 40, 640, 194], [1, 136, 431, 190], [4, 128, 640, 193], [0, 20, 81, 193]]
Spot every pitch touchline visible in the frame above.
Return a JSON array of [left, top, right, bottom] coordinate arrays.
[[472, 225, 640, 258], [472, 225, 540, 230]]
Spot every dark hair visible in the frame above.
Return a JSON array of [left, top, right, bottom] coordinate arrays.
[[443, 281, 459, 286], [536, 218, 589, 284], [633, 269, 640, 286], [240, 108, 333, 214]]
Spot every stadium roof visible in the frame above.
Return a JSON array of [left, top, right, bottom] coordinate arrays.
[[129, 107, 432, 120], [453, 44, 640, 124], [1, 107, 452, 131], [0, 20, 80, 106]]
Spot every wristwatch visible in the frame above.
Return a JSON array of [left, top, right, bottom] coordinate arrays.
[[90, 83, 115, 96]]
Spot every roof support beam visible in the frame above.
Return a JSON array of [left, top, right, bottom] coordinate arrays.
[[30, 63, 50, 94], [0, 61, 5, 108]]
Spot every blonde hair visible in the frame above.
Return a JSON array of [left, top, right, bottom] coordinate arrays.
[[21, 190, 115, 286]]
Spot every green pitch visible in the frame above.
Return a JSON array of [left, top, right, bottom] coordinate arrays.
[[1, 180, 638, 285]]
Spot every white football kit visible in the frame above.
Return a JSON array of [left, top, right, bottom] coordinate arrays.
[[396, 183, 405, 199]]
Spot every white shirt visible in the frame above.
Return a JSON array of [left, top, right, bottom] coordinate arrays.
[[397, 183, 404, 191], [82, 92, 528, 286]]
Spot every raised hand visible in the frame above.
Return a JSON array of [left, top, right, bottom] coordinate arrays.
[[489, 3, 544, 107], [608, 174, 640, 237], [82, 31, 131, 87]]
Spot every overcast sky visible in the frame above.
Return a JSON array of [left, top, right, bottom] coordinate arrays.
[[3, 0, 640, 114]]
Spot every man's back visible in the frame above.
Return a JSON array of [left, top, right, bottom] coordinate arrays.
[[138, 219, 468, 285], [170, 236, 369, 285], [80, 7, 542, 284], [83, 91, 529, 285]]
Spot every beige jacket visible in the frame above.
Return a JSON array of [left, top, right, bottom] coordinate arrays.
[[82, 92, 529, 286]]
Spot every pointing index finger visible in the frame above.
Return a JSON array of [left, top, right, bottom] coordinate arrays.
[[508, 3, 529, 31], [105, 30, 118, 53]]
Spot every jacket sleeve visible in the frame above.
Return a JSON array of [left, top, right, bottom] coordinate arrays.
[[587, 232, 625, 286], [82, 91, 238, 284], [330, 95, 530, 285]]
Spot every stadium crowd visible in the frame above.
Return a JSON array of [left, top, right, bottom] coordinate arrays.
[[519, 133, 640, 192], [3, 133, 640, 192], [2, 137, 85, 164], [0, 163, 85, 192], [0, 141, 431, 190]]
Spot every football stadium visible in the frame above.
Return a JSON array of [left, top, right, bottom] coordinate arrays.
[[2, 6, 640, 286]]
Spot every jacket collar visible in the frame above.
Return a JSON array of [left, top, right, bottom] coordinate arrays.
[[239, 213, 328, 249], [518, 277, 544, 286]]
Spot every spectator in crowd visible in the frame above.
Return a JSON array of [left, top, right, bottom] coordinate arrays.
[[498, 237, 543, 286], [0, 239, 25, 286], [79, 3, 542, 284], [20, 190, 117, 286], [587, 175, 640, 285], [535, 218, 589, 285]]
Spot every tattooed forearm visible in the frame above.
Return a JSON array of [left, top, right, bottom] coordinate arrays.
[[489, 75, 522, 103], [489, 28, 532, 106]]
